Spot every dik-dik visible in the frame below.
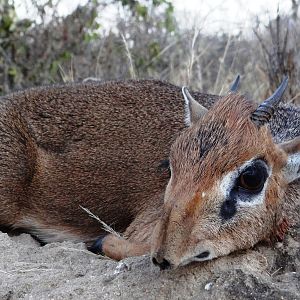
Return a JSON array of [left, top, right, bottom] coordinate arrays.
[[0, 77, 299, 270]]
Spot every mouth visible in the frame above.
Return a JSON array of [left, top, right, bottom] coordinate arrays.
[[195, 251, 210, 259], [152, 250, 214, 270], [178, 250, 215, 267]]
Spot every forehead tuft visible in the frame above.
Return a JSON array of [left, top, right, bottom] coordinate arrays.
[[204, 93, 255, 129], [199, 95, 256, 150]]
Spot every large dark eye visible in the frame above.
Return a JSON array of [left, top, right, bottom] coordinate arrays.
[[237, 161, 268, 193], [158, 159, 171, 178]]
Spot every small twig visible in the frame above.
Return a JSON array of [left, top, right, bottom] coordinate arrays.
[[287, 92, 300, 103], [144, 40, 177, 69], [253, 29, 271, 58], [11, 268, 53, 273], [186, 28, 200, 86], [270, 267, 283, 277]]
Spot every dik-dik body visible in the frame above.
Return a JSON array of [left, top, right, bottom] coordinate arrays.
[[0, 78, 299, 270]]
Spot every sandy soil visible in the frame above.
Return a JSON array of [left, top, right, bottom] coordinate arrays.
[[0, 224, 299, 300]]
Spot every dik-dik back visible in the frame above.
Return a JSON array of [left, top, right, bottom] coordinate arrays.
[[0, 79, 217, 243]]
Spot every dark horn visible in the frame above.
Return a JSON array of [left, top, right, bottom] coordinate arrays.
[[251, 76, 289, 127], [229, 75, 240, 93]]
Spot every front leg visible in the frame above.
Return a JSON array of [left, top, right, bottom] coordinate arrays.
[[89, 234, 150, 260], [89, 206, 162, 260]]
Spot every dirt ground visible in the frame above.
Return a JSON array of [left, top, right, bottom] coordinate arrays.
[[0, 223, 299, 300]]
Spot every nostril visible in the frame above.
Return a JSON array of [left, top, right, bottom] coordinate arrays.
[[152, 257, 159, 266], [152, 257, 171, 270], [196, 251, 210, 259], [160, 258, 171, 270]]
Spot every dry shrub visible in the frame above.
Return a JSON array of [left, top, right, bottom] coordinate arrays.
[[0, 0, 299, 104]]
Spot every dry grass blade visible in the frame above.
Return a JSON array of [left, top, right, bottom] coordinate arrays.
[[58, 63, 74, 83], [80, 205, 122, 238], [214, 35, 232, 95], [121, 33, 136, 79], [287, 92, 300, 103]]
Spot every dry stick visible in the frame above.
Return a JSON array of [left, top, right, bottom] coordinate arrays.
[[187, 28, 200, 86], [0, 46, 11, 93], [275, 14, 286, 76], [193, 43, 211, 91], [70, 55, 74, 82], [144, 40, 177, 69], [287, 92, 300, 103], [195, 41, 211, 62], [214, 35, 232, 95], [282, 24, 289, 59], [220, 47, 239, 94], [95, 37, 106, 78], [276, 13, 281, 58], [253, 29, 273, 88], [268, 20, 279, 80], [253, 29, 271, 57], [121, 33, 136, 80], [270, 267, 283, 277]]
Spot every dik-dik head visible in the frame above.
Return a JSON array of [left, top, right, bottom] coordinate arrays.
[[152, 77, 300, 269]]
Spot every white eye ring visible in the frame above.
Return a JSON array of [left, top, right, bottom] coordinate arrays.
[[219, 158, 271, 208]]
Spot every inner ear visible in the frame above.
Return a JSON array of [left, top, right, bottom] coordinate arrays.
[[279, 136, 300, 183], [182, 87, 208, 126]]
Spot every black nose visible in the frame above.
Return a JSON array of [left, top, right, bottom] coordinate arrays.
[[152, 257, 171, 270]]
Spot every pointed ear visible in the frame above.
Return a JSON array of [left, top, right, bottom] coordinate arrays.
[[279, 136, 300, 183], [182, 87, 208, 126]]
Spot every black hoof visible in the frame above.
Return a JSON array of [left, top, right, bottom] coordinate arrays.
[[88, 236, 106, 255]]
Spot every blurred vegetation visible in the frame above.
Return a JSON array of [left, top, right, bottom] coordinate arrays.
[[0, 0, 299, 104]]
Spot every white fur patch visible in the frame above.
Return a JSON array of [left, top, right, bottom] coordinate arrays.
[[218, 158, 271, 207], [238, 183, 268, 207], [15, 217, 86, 243], [283, 152, 300, 183]]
